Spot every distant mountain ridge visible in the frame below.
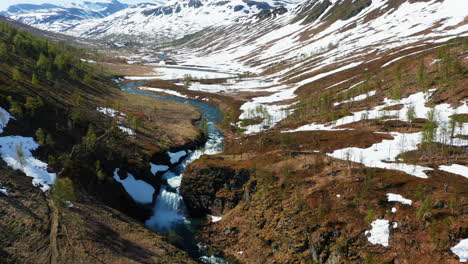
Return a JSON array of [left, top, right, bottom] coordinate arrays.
[[5, 0, 128, 32], [66, 0, 297, 43], [4, 0, 298, 43]]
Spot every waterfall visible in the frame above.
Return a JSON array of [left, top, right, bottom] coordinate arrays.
[[146, 186, 186, 232], [121, 81, 227, 263]]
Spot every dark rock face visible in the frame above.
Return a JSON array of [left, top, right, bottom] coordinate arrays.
[[181, 166, 250, 217], [142, 6, 175, 16], [256, 7, 288, 20], [243, 0, 271, 10]]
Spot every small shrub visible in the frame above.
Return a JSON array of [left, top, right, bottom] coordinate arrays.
[[364, 206, 375, 223], [35, 128, 46, 145], [52, 178, 76, 206], [417, 196, 432, 218]]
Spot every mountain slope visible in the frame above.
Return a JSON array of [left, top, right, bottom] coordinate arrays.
[[0, 20, 202, 263], [5, 0, 128, 33], [61, 0, 297, 43]]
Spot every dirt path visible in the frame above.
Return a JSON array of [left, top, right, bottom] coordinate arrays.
[[46, 193, 59, 264]]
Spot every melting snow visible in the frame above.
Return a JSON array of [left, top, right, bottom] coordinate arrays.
[[0, 181, 8, 196], [291, 91, 467, 132], [365, 219, 390, 247], [387, 193, 412, 205], [80, 58, 96, 63], [152, 66, 234, 80], [113, 169, 155, 204], [0, 107, 11, 134], [0, 136, 56, 192], [294, 91, 467, 178], [328, 132, 432, 178], [439, 164, 468, 179], [451, 239, 468, 262], [139, 86, 187, 98], [0, 107, 55, 192], [150, 163, 169, 175], [118, 126, 135, 136], [168, 150, 187, 164], [211, 215, 222, 222], [97, 107, 123, 118], [333, 91, 376, 106]]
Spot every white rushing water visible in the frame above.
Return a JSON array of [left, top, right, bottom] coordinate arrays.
[[122, 78, 228, 263], [145, 128, 223, 231], [146, 121, 226, 263]]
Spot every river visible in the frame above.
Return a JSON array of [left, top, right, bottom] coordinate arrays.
[[121, 81, 229, 264]]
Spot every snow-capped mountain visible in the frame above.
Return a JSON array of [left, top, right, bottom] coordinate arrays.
[[5, 0, 128, 32], [177, 0, 468, 72], [63, 0, 298, 43]]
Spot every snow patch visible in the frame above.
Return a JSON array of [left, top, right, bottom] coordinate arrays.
[[211, 215, 222, 222], [328, 132, 432, 178], [168, 150, 187, 164], [387, 193, 412, 205], [439, 164, 468, 179], [451, 239, 468, 262], [150, 163, 169, 175], [118, 126, 135, 136], [334, 91, 376, 106], [139, 86, 187, 98], [0, 181, 8, 196], [365, 219, 390, 247], [97, 107, 123, 118], [0, 107, 11, 134], [113, 169, 155, 204], [80, 58, 96, 63], [0, 137, 56, 191]]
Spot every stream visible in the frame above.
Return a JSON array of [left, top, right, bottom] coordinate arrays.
[[121, 82, 228, 263]]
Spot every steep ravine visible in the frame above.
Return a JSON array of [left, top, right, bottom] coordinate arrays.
[[120, 81, 232, 263]]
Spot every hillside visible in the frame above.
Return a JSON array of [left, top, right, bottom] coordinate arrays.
[[179, 37, 467, 263], [79, 0, 467, 262], [0, 20, 201, 263], [0, 0, 467, 263]]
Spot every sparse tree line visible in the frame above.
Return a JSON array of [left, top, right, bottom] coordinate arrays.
[[292, 38, 466, 126], [0, 21, 144, 206], [0, 21, 99, 89]]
